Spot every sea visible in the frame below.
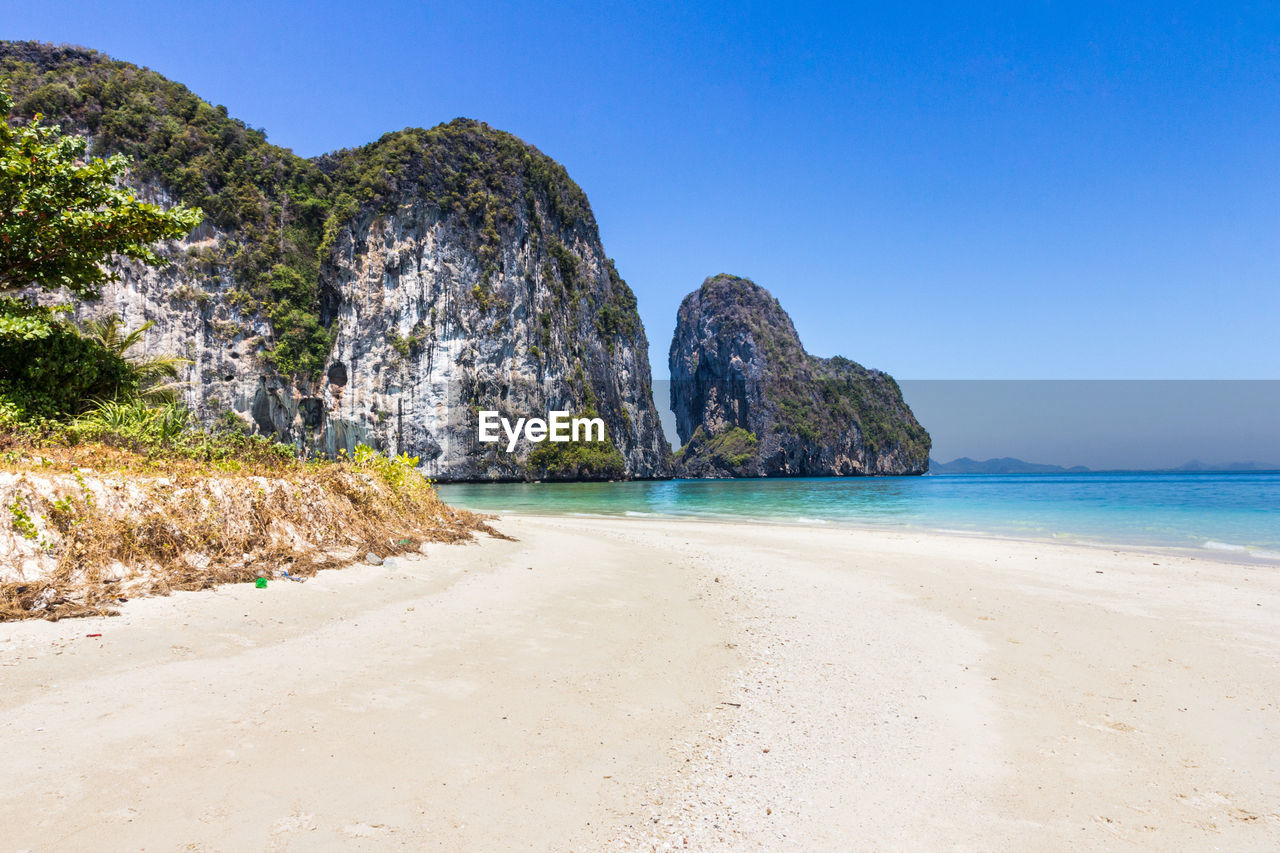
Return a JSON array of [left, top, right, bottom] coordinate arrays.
[[437, 471, 1280, 561]]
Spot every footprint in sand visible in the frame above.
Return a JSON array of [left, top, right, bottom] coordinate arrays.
[[1078, 715, 1136, 733], [102, 806, 139, 822], [197, 805, 229, 824], [342, 822, 389, 838], [271, 812, 317, 834], [1180, 790, 1278, 825]]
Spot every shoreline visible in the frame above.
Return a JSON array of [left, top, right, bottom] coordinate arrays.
[[4, 514, 1278, 849], [447, 507, 1280, 569]]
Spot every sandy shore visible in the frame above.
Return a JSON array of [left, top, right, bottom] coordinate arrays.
[[3, 516, 1278, 851]]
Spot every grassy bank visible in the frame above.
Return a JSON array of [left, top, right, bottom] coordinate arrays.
[[0, 425, 493, 621]]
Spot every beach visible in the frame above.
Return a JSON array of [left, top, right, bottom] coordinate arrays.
[[3, 516, 1278, 851]]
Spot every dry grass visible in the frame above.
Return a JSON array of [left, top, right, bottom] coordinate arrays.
[[0, 441, 498, 621]]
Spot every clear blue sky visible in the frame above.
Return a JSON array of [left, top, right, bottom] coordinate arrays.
[[5, 1, 1279, 380]]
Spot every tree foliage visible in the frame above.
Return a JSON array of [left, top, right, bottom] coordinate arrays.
[[0, 90, 201, 337], [0, 318, 134, 418], [0, 85, 204, 422]]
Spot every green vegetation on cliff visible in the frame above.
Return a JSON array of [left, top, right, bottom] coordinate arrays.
[[815, 357, 929, 458], [0, 41, 608, 378], [525, 409, 626, 481], [770, 356, 929, 460], [1, 43, 337, 375], [0, 91, 200, 310], [317, 120, 591, 235], [526, 438, 626, 480], [673, 425, 759, 471], [595, 259, 639, 349]]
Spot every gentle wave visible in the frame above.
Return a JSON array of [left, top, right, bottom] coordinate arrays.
[[1199, 541, 1280, 562]]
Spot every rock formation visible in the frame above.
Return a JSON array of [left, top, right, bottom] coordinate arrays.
[[1, 41, 670, 480], [669, 274, 929, 477]]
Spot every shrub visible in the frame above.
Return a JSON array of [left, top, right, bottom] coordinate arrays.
[[527, 439, 626, 481], [525, 411, 626, 481], [677, 424, 759, 472], [0, 317, 135, 418], [74, 398, 191, 445]]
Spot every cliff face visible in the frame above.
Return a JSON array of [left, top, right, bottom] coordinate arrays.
[[669, 275, 930, 477], [1, 42, 670, 480], [310, 137, 670, 480]]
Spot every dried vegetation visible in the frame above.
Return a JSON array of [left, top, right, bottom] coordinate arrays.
[[0, 439, 495, 621]]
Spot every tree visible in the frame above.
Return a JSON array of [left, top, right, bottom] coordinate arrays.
[[0, 90, 202, 339]]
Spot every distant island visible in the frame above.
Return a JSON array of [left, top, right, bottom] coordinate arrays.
[[929, 457, 1090, 475], [1173, 460, 1279, 472], [929, 457, 1279, 474]]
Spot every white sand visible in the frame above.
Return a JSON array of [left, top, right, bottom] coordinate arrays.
[[2, 516, 1278, 851]]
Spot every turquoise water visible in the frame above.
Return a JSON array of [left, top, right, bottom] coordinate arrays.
[[438, 472, 1280, 558]]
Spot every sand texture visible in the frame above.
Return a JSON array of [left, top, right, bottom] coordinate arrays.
[[3, 516, 1278, 851]]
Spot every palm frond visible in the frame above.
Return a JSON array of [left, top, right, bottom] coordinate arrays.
[[80, 315, 190, 398], [137, 382, 183, 405], [81, 315, 156, 358], [131, 354, 189, 383]]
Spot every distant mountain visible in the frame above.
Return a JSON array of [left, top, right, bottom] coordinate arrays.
[[927, 457, 1279, 475], [1174, 460, 1278, 472], [929, 457, 1090, 475]]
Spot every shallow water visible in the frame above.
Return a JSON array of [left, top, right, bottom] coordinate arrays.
[[438, 472, 1280, 558]]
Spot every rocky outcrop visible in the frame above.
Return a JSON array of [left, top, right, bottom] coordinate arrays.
[[2, 42, 670, 480], [669, 274, 929, 477]]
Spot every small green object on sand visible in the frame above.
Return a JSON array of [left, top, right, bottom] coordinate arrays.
[[255, 577, 267, 589]]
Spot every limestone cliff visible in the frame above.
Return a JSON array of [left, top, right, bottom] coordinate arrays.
[[669, 274, 929, 477], [1, 42, 670, 480]]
